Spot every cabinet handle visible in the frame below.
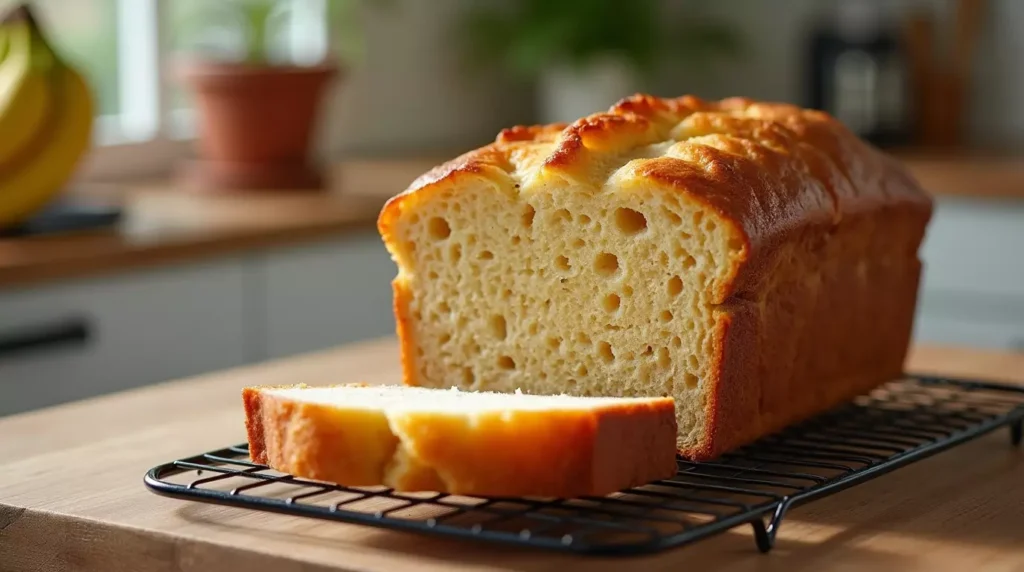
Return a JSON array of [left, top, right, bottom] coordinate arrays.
[[0, 317, 91, 359]]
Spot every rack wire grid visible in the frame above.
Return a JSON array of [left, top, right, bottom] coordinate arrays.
[[145, 375, 1024, 556]]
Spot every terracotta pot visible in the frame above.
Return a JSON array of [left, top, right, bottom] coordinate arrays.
[[177, 61, 339, 191]]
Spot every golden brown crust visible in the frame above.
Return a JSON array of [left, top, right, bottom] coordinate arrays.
[[242, 386, 678, 497], [378, 93, 931, 298], [378, 93, 934, 461]]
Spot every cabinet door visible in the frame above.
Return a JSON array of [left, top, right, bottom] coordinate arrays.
[[260, 232, 398, 360], [0, 261, 248, 416], [912, 289, 1024, 353], [920, 198, 1024, 298]]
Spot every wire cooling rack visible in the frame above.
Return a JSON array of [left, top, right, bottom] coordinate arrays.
[[145, 375, 1024, 556]]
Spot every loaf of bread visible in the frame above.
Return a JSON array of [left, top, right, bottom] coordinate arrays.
[[378, 94, 933, 460], [243, 384, 677, 497]]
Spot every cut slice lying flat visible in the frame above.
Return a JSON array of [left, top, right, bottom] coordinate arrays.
[[243, 384, 678, 498]]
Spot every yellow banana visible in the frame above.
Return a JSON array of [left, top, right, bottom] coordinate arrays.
[[0, 61, 93, 228], [0, 12, 54, 170]]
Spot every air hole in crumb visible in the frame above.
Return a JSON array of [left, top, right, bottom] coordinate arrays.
[[623, 285, 634, 297], [576, 364, 589, 377], [672, 335, 682, 348], [603, 293, 621, 312], [577, 332, 592, 345], [578, 214, 592, 225], [409, 213, 421, 225], [660, 310, 673, 323], [553, 209, 572, 224], [657, 347, 671, 369], [512, 236, 522, 245], [683, 255, 697, 269], [594, 253, 619, 276], [642, 345, 654, 356], [664, 209, 683, 225], [438, 301, 451, 313], [614, 208, 648, 235], [658, 251, 668, 266], [497, 355, 515, 369], [428, 270, 439, 280], [572, 238, 586, 249], [439, 333, 452, 344], [684, 373, 699, 389], [668, 276, 683, 296], [687, 355, 699, 369], [488, 315, 507, 340], [555, 255, 571, 272], [521, 205, 536, 229], [404, 241, 416, 253], [728, 237, 744, 252], [461, 367, 475, 385], [467, 234, 477, 246], [449, 243, 462, 263], [546, 336, 562, 350], [693, 211, 704, 225], [706, 220, 717, 232], [479, 250, 494, 260], [502, 288, 512, 299], [528, 323, 539, 335], [427, 217, 451, 240], [598, 341, 615, 363]]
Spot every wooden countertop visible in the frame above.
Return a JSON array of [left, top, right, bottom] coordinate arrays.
[[0, 160, 438, 291], [1, 339, 1022, 571], [894, 150, 1024, 201], [2, 152, 1023, 292]]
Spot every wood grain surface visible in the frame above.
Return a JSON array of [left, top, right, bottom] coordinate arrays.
[[0, 160, 438, 291], [0, 339, 1022, 572]]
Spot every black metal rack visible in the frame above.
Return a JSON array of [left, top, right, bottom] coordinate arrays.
[[144, 375, 1024, 556]]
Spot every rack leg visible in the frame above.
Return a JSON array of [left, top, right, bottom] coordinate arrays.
[[751, 519, 773, 553], [1012, 420, 1022, 446]]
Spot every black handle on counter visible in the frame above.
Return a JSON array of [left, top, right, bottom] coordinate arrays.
[[0, 317, 91, 359]]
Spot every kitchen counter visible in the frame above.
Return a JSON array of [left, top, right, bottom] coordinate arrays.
[[1, 338, 1022, 571], [0, 160, 437, 290]]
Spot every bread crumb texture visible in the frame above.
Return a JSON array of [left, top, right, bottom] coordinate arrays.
[[378, 94, 933, 460]]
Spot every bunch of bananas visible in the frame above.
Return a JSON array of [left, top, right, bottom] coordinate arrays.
[[0, 4, 93, 229]]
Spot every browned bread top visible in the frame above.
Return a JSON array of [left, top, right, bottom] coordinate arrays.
[[379, 94, 933, 302]]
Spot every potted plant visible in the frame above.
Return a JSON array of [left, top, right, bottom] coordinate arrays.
[[173, 0, 372, 191], [461, 0, 741, 125]]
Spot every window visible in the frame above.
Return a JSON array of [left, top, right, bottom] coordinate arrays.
[[1, 0, 330, 179]]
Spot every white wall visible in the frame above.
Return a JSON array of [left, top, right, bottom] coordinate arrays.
[[318, 0, 533, 157], [316, 0, 1024, 156]]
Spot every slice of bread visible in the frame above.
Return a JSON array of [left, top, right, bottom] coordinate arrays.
[[242, 384, 678, 497]]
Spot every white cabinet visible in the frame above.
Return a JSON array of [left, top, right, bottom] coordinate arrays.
[[0, 233, 400, 417], [914, 198, 1024, 352], [0, 261, 249, 416], [258, 232, 398, 360]]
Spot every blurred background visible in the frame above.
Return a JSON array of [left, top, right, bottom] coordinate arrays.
[[0, 0, 1021, 416]]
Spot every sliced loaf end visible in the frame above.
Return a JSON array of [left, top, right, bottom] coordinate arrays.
[[243, 384, 678, 497]]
